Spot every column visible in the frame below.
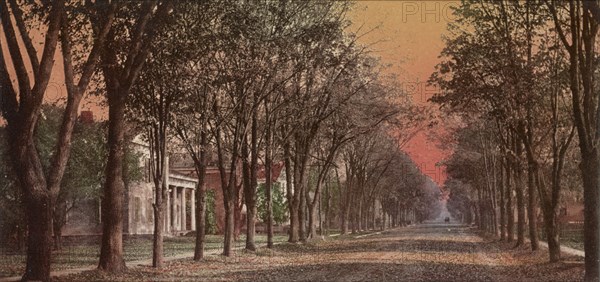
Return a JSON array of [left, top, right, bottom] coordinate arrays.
[[190, 188, 196, 231], [181, 187, 186, 231], [163, 157, 170, 233], [171, 187, 177, 231], [165, 187, 171, 233]]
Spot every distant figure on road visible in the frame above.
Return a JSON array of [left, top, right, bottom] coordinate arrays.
[[445, 217, 450, 223]]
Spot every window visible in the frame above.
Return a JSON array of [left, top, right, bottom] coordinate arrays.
[[147, 199, 154, 223], [134, 197, 141, 223]]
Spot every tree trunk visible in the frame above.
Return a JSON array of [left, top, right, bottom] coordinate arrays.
[[283, 143, 297, 242], [242, 138, 251, 245], [543, 204, 561, 262], [515, 168, 526, 247], [193, 127, 208, 260], [527, 162, 539, 251], [152, 200, 165, 268], [1, 1, 72, 279], [264, 101, 274, 248], [265, 165, 274, 247], [341, 166, 351, 234], [308, 156, 335, 239], [308, 193, 319, 239], [548, 2, 600, 278], [513, 136, 526, 247], [23, 192, 53, 282], [351, 192, 358, 233], [223, 196, 235, 256], [490, 159, 499, 236], [371, 202, 375, 230], [477, 188, 484, 230], [249, 96, 259, 250], [499, 159, 506, 241], [151, 129, 168, 268], [234, 180, 243, 240], [292, 138, 309, 242], [487, 183, 498, 235], [318, 191, 323, 235], [221, 163, 236, 257], [297, 137, 314, 242], [194, 175, 206, 260], [356, 196, 363, 232], [244, 126, 258, 251], [581, 151, 600, 281], [364, 199, 369, 230], [324, 177, 331, 235], [215, 122, 236, 257], [98, 88, 127, 273], [299, 174, 306, 241], [363, 199, 369, 230], [506, 157, 514, 242], [473, 203, 479, 228], [288, 195, 299, 242]]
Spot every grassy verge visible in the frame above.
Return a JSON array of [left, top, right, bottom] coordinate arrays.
[[0, 234, 287, 278]]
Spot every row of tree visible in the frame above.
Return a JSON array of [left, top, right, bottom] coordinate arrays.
[[0, 1, 442, 281], [430, 1, 600, 281], [128, 0, 442, 269]]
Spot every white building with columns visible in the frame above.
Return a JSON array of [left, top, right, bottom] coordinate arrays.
[[125, 136, 199, 236], [61, 136, 199, 236], [126, 172, 198, 235]]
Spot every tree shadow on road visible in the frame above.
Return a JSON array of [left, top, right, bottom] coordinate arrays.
[[219, 260, 584, 282]]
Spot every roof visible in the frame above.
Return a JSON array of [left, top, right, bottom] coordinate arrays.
[[257, 162, 284, 182]]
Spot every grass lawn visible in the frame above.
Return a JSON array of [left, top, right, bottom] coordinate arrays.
[[532, 226, 584, 251], [0, 234, 288, 278], [561, 232, 584, 251]]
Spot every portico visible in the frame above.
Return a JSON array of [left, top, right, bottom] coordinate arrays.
[[165, 174, 197, 234]]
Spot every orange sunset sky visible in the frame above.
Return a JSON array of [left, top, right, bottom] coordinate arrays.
[[349, 1, 459, 185]]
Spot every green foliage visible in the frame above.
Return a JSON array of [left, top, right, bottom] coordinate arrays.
[[322, 177, 341, 222], [34, 105, 143, 202], [256, 182, 289, 225], [0, 129, 25, 245], [59, 121, 106, 202], [0, 105, 144, 241], [123, 147, 144, 187], [205, 190, 217, 235]]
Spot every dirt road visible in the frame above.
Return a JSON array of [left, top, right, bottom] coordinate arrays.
[[56, 222, 585, 281]]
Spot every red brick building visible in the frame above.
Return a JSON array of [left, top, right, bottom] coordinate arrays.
[[171, 161, 286, 234]]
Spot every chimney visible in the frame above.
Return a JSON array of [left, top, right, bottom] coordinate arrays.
[[79, 111, 94, 124]]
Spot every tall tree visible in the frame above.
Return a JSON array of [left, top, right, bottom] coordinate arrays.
[[0, 0, 115, 279], [546, 1, 600, 279], [97, 1, 174, 272], [127, 21, 187, 266], [431, 0, 584, 268]]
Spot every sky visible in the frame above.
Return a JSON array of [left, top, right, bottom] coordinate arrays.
[[348, 1, 459, 186]]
